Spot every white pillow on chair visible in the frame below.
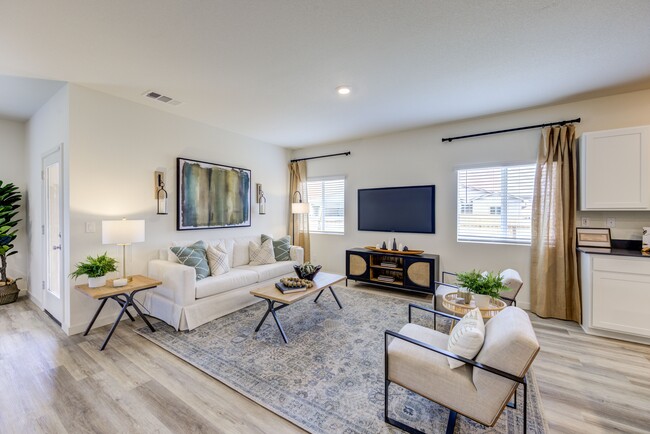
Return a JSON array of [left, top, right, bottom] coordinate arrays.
[[447, 308, 485, 369]]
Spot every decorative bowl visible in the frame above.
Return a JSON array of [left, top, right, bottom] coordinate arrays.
[[294, 264, 322, 281]]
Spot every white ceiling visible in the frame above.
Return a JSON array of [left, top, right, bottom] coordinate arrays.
[[1, 1, 650, 147], [0, 75, 64, 121]]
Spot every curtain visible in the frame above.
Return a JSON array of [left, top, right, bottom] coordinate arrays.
[[288, 161, 311, 262], [530, 125, 581, 322]]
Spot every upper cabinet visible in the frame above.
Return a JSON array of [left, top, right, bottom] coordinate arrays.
[[580, 125, 650, 210]]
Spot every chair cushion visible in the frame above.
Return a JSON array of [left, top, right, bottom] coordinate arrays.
[[207, 242, 230, 276], [237, 261, 298, 281], [170, 241, 210, 281], [447, 308, 485, 369], [262, 234, 291, 261], [195, 268, 259, 299], [249, 239, 277, 265]]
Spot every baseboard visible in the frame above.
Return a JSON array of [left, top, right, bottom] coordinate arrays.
[[67, 312, 131, 336], [27, 291, 43, 309]]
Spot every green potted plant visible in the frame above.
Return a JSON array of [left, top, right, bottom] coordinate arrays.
[[455, 269, 510, 308], [0, 181, 22, 305], [70, 253, 118, 288]]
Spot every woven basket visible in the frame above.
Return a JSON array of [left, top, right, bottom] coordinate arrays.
[[0, 280, 20, 305]]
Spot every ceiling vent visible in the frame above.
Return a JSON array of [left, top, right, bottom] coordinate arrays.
[[143, 90, 183, 106]]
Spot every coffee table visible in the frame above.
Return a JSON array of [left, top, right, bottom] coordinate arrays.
[[250, 271, 345, 343]]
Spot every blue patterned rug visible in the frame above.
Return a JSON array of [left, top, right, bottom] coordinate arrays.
[[136, 288, 547, 433]]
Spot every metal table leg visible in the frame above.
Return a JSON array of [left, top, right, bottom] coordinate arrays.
[[129, 289, 155, 332], [254, 299, 289, 343], [113, 294, 136, 322], [314, 286, 343, 309], [100, 298, 131, 351], [84, 298, 108, 336]]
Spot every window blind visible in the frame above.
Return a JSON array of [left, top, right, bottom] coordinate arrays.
[[307, 177, 345, 233], [457, 164, 535, 245]]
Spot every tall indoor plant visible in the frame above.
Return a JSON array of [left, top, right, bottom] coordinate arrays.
[[0, 181, 22, 305]]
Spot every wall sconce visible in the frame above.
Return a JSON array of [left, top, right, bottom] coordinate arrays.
[[155, 171, 168, 215], [256, 183, 266, 215]]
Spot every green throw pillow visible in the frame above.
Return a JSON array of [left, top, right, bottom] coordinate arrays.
[[170, 240, 210, 280], [261, 234, 291, 261]]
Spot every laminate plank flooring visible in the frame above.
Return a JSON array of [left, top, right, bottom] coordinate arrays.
[[2, 290, 649, 434]]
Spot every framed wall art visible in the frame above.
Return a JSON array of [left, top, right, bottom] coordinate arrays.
[[177, 157, 251, 230], [576, 227, 611, 248]]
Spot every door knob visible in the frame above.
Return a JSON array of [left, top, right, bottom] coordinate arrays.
[[53, 245, 62, 250]]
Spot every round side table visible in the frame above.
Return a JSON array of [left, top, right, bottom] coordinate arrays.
[[442, 292, 506, 320]]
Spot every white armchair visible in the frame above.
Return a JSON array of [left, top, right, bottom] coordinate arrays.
[[385, 305, 540, 433]]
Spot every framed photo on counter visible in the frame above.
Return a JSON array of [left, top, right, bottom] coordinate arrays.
[[576, 227, 612, 248]]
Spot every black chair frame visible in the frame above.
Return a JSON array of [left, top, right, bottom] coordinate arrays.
[[384, 304, 528, 434]]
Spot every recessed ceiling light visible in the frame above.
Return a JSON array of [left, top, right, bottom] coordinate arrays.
[[336, 86, 351, 96]]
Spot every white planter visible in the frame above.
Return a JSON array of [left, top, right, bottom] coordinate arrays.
[[87, 276, 107, 288], [474, 294, 491, 308]]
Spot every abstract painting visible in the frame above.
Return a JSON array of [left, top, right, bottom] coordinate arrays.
[[177, 158, 251, 230]]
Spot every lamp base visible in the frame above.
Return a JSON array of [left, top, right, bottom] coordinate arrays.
[[112, 278, 128, 287]]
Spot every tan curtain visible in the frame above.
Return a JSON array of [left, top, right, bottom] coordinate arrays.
[[288, 161, 311, 262], [530, 125, 581, 322]]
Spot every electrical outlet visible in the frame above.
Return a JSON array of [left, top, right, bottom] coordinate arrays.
[[606, 217, 616, 228], [581, 217, 590, 227], [85, 222, 96, 233]]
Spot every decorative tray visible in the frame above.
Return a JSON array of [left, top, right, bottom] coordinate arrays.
[[364, 246, 424, 255]]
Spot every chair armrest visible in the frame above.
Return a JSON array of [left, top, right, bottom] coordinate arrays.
[[433, 280, 459, 293], [290, 245, 304, 264], [408, 303, 462, 323], [148, 259, 196, 306], [384, 329, 525, 384]]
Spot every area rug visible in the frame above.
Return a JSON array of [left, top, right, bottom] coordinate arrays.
[[136, 288, 548, 433]]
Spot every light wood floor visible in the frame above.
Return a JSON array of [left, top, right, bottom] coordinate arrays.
[[1, 288, 649, 434]]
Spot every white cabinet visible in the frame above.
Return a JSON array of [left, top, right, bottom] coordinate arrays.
[[580, 252, 650, 343], [579, 125, 650, 210]]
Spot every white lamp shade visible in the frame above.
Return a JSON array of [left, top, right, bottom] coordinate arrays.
[[291, 202, 309, 214], [102, 220, 145, 245]]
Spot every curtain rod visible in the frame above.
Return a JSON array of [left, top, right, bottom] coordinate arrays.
[[290, 151, 351, 163], [441, 117, 581, 143]]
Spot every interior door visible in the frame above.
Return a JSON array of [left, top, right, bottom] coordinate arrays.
[[43, 148, 64, 324]]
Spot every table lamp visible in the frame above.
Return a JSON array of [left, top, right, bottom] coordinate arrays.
[[102, 219, 145, 285]]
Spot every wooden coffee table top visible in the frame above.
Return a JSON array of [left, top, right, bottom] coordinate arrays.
[[75, 275, 162, 299], [250, 272, 345, 304]]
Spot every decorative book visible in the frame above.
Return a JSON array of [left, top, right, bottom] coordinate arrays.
[[275, 282, 307, 294]]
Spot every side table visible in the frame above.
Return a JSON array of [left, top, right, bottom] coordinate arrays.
[[75, 274, 162, 350]]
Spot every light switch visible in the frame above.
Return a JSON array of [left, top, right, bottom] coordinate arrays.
[[85, 222, 96, 233]]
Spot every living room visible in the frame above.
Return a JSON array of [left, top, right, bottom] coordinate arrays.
[[2, 2, 650, 433]]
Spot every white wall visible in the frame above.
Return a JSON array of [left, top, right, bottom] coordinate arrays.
[[26, 85, 70, 321], [292, 88, 650, 309], [0, 118, 28, 289], [66, 85, 290, 333]]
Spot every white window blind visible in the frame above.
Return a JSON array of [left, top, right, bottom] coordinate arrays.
[[307, 177, 345, 234], [457, 164, 535, 245]]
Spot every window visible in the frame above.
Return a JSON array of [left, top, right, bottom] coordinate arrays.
[[307, 177, 345, 234], [457, 164, 535, 245]]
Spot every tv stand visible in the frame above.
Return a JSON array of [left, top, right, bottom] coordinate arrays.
[[345, 248, 439, 294]]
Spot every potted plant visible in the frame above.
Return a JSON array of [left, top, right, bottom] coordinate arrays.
[[0, 181, 22, 305], [455, 269, 510, 308], [70, 253, 118, 288], [294, 262, 322, 280]]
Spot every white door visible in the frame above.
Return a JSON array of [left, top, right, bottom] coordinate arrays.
[[43, 148, 64, 324]]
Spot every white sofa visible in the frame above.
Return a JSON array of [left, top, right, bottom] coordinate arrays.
[[144, 235, 304, 331]]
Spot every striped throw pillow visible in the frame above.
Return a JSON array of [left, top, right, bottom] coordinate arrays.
[[170, 241, 210, 281], [207, 242, 230, 276], [261, 234, 291, 261], [249, 238, 277, 265], [447, 308, 485, 369]]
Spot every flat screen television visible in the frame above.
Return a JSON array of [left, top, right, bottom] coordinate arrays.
[[358, 185, 435, 234]]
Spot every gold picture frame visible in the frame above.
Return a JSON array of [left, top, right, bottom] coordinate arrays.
[[576, 227, 612, 248]]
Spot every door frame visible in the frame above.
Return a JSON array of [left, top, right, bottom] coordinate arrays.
[[41, 144, 65, 327]]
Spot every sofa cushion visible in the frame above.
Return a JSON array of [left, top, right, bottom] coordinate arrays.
[[262, 234, 291, 261], [170, 241, 210, 281], [195, 268, 259, 299], [207, 242, 230, 276], [249, 239, 277, 265], [232, 236, 260, 267], [237, 261, 298, 282]]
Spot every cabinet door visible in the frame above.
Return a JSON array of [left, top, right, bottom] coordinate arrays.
[[404, 258, 433, 291], [580, 125, 650, 210], [346, 251, 370, 280], [592, 270, 650, 337]]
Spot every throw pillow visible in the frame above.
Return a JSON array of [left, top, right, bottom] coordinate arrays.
[[170, 241, 210, 281], [261, 234, 291, 261], [207, 242, 230, 276], [249, 238, 277, 265], [447, 308, 485, 369]]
